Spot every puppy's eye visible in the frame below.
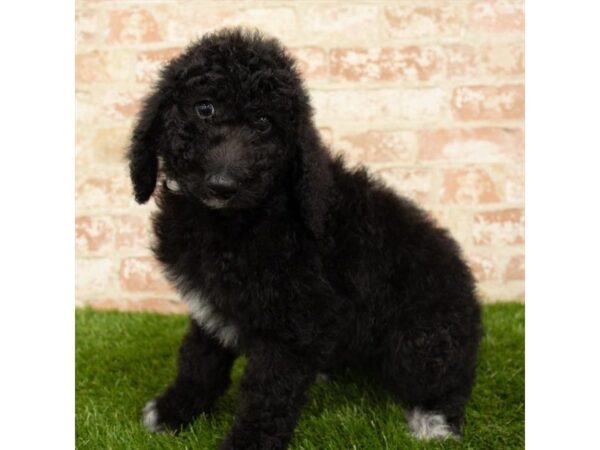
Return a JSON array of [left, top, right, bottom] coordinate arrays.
[[253, 116, 271, 133], [194, 101, 214, 119]]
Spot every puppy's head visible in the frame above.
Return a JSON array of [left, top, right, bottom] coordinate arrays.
[[128, 28, 327, 220]]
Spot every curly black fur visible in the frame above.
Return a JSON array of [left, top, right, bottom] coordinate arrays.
[[128, 28, 482, 450]]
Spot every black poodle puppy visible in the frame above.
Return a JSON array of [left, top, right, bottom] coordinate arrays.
[[128, 28, 482, 450]]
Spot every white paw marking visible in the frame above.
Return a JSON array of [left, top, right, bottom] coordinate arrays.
[[142, 399, 165, 433], [406, 408, 456, 440]]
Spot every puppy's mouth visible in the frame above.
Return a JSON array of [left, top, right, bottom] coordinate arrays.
[[201, 196, 231, 210], [165, 177, 238, 210]]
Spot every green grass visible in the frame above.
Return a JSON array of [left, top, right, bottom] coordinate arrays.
[[76, 304, 524, 449]]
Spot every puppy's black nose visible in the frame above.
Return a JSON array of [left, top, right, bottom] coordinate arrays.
[[205, 174, 238, 200]]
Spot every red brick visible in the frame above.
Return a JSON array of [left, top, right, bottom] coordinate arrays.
[[473, 208, 524, 245], [337, 130, 417, 165], [441, 167, 502, 205], [477, 280, 525, 303], [481, 41, 524, 75], [451, 85, 524, 121], [164, 7, 297, 43], [76, 50, 135, 84], [504, 253, 525, 281], [115, 215, 150, 251], [376, 168, 432, 203], [75, 125, 136, 168], [162, 8, 229, 42], [312, 88, 445, 123], [119, 256, 173, 293], [468, 252, 501, 282], [76, 9, 108, 47], [430, 210, 473, 244], [289, 47, 327, 81], [112, 93, 143, 119], [76, 89, 145, 124], [224, 8, 297, 42], [419, 128, 524, 161], [90, 127, 131, 164], [76, 125, 99, 168], [444, 45, 479, 79], [76, 51, 110, 83], [76, 176, 113, 210], [76, 174, 134, 210], [88, 298, 187, 315], [108, 9, 162, 44], [135, 47, 183, 83], [468, 0, 524, 33], [299, 5, 379, 42], [76, 216, 115, 254], [504, 164, 524, 203], [478, 281, 524, 302], [330, 47, 444, 83], [383, 4, 464, 40], [76, 258, 115, 295], [444, 42, 524, 79]]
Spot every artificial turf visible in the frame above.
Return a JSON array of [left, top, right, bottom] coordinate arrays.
[[76, 303, 524, 449]]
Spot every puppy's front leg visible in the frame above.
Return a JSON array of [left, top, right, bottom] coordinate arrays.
[[220, 344, 315, 450], [143, 320, 235, 432]]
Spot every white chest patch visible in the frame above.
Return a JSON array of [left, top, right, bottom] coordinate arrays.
[[183, 291, 240, 348]]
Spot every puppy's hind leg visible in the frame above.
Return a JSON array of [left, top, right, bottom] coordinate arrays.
[[143, 320, 235, 433], [381, 325, 479, 440]]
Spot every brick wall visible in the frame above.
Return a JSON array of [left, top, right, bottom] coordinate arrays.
[[76, 0, 525, 312]]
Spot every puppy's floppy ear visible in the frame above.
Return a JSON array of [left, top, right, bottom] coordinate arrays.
[[293, 120, 333, 238], [127, 90, 165, 204]]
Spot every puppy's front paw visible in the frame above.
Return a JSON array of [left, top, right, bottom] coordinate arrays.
[[142, 399, 167, 433], [141, 396, 187, 433], [142, 386, 212, 433], [220, 428, 287, 450]]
